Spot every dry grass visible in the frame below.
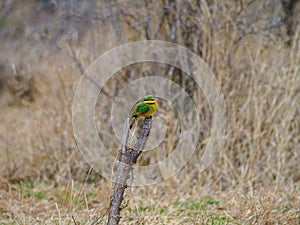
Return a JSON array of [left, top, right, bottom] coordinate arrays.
[[0, 179, 298, 224], [0, 0, 300, 224]]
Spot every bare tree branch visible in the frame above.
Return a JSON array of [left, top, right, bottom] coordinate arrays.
[[107, 117, 153, 225]]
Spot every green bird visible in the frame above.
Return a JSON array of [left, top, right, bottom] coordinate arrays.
[[129, 95, 158, 129]]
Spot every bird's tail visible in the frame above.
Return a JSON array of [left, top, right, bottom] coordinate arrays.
[[129, 116, 137, 129]]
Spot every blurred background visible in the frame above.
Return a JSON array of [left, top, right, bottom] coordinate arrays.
[[0, 0, 299, 224]]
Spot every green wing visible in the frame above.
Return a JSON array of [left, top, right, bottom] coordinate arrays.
[[132, 103, 150, 117]]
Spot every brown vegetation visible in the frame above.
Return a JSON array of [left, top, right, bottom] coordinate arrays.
[[0, 0, 299, 224]]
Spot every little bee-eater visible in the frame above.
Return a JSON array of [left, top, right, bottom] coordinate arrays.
[[130, 95, 158, 129]]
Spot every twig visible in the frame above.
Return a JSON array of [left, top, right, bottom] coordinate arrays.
[[107, 117, 153, 225], [72, 215, 78, 225], [55, 202, 61, 225], [84, 192, 91, 223], [67, 40, 85, 75]]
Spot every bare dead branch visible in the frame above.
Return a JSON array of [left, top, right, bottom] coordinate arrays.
[[107, 117, 153, 225]]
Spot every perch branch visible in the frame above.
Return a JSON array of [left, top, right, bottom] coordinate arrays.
[[107, 117, 153, 225]]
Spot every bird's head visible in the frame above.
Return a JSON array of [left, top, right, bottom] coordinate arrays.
[[143, 95, 155, 102]]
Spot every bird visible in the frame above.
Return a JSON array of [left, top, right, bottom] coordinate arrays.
[[129, 95, 158, 129]]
